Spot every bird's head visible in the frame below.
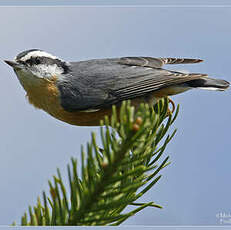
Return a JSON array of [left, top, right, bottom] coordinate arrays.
[[4, 49, 70, 83]]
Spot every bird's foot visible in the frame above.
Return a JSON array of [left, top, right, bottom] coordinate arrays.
[[167, 97, 175, 116]]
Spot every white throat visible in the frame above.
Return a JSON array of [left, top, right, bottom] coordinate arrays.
[[32, 63, 64, 78]]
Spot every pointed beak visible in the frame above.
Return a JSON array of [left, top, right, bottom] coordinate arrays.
[[4, 60, 19, 68]]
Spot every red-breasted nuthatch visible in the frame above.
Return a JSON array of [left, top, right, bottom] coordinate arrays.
[[5, 49, 230, 126]]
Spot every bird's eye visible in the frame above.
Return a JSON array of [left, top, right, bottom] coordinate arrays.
[[34, 57, 41, 65], [25, 57, 41, 66], [26, 59, 33, 66]]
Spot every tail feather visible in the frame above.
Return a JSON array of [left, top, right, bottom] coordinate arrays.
[[162, 58, 203, 65], [186, 77, 230, 91]]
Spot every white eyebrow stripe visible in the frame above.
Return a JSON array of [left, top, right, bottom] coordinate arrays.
[[15, 51, 58, 62]]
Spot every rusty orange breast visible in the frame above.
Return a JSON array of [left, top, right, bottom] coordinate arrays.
[[24, 76, 113, 126]]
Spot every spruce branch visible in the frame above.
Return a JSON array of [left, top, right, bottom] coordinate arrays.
[[18, 98, 178, 226]]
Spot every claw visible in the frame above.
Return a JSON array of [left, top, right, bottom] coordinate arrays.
[[167, 97, 175, 115]]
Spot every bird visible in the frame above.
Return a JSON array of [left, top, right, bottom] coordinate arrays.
[[4, 49, 230, 126]]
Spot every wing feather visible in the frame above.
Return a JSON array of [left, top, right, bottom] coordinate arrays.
[[58, 58, 206, 111], [113, 73, 207, 99], [119, 57, 203, 68]]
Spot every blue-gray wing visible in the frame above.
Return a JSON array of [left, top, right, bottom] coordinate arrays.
[[57, 57, 204, 112]]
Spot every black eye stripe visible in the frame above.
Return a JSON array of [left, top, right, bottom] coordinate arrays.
[[21, 56, 69, 74], [25, 57, 41, 65], [23, 57, 56, 65]]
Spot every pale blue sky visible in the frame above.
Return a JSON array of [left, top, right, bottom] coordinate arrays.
[[1, 0, 231, 6], [0, 4, 230, 227]]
